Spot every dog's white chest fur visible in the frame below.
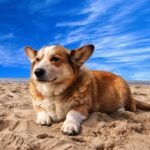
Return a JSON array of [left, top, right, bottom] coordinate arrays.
[[34, 83, 70, 121], [33, 98, 69, 122], [37, 82, 67, 96]]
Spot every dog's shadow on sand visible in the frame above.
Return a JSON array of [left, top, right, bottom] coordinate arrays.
[[80, 110, 149, 135]]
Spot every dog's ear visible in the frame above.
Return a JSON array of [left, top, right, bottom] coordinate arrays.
[[70, 44, 94, 67], [25, 46, 37, 63]]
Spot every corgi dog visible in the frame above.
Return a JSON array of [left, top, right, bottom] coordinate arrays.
[[25, 44, 150, 135]]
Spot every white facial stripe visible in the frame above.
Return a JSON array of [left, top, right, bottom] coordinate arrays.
[[36, 46, 56, 69], [38, 46, 56, 59], [36, 60, 47, 69], [44, 46, 56, 56]]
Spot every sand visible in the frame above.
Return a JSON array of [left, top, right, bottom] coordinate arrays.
[[0, 80, 150, 150]]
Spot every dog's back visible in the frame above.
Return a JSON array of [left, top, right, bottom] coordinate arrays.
[[89, 70, 135, 112]]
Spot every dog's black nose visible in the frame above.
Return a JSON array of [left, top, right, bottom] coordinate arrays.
[[34, 68, 45, 77]]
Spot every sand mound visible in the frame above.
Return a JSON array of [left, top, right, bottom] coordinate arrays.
[[0, 81, 150, 150]]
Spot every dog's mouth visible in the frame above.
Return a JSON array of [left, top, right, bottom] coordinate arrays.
[[36, 77, 57, 83]]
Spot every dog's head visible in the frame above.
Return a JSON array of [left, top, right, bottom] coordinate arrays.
[[25, 44, 94, 83]]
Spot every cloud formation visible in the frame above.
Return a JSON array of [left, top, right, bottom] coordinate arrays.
[[54, 0, 150, 80], [0, 0, 149, 79]]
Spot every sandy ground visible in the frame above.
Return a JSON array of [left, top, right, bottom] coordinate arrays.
[[0, 80, 150, 150]]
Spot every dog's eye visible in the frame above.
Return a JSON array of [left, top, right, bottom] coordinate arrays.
[[35, 58, 40, 62], [51, 57, 60, 62]]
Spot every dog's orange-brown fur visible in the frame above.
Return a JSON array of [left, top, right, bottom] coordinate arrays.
[[25, 44, 150, 135]]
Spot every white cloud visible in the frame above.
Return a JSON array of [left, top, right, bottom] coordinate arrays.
[[49, 1, 150, 79], [129, 71, 150, 80], [0, 33, 14, 41], [25, 0, 61, 14], [107, 55, 150, 63], [85, 62, 115, 71], [54, 0, 150, 81], [110, 0, 147, 23], [0, 45, 29, 67], [0, 0, 149, 80], [56, 0, 122, 27]]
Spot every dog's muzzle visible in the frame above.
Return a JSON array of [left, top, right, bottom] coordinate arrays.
[[34, 68, 45, 78], [34, 68, 56, 82]]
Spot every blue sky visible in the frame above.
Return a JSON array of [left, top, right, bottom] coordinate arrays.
[[0, 0, 150, 80]]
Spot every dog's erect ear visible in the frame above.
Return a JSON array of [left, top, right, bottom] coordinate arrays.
[[70, 44, 94, 67], [25, 46, 37, 63]]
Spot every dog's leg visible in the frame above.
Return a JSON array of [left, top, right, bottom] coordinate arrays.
[[34, 105, 52, 126], [61, 106, 88, 135]]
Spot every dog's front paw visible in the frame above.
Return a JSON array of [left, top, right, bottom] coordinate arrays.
[[61, 120, 80, 136], [36, 111, 52, 126]]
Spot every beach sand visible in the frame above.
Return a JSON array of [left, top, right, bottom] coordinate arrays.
[[0, 80, 150, 150]]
